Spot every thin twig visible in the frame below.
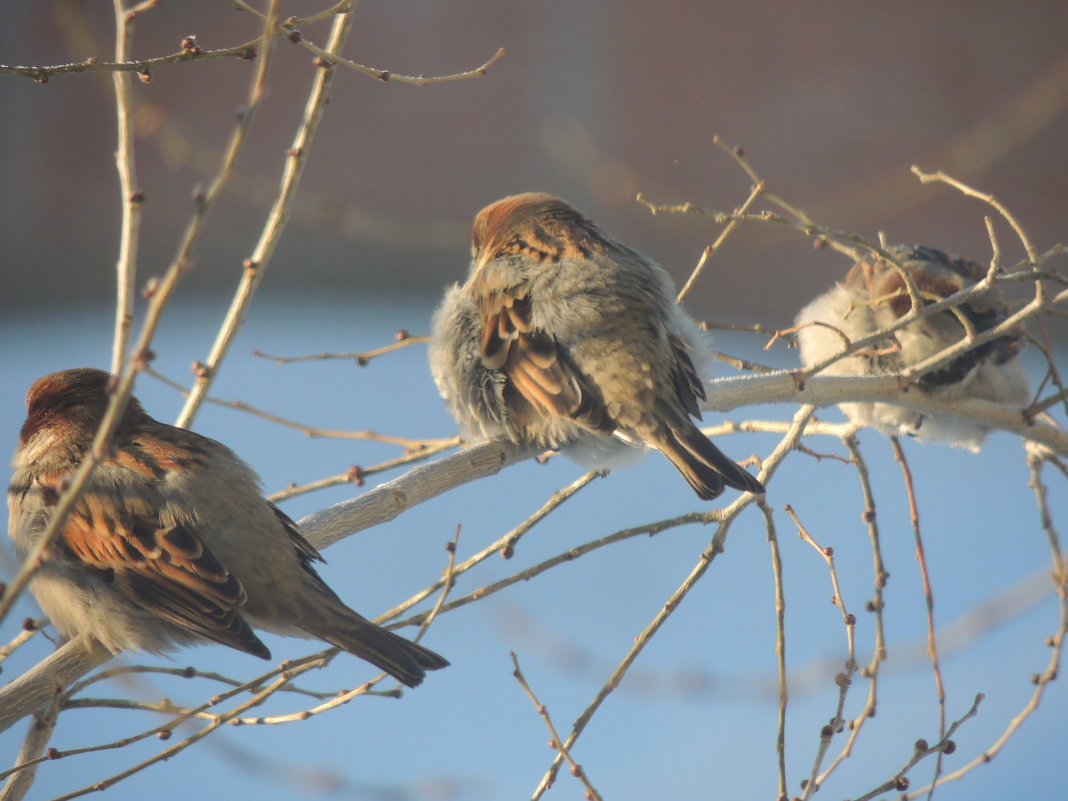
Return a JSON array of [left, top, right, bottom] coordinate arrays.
[[136, 0, 279, 313], [252, 334, 429, 366], [0, 40, 261, 82], [530, 406, 809, 800], [59, 534, 462, 740], [709, 348, 780, 373], [814, 436, 887, 786], [641, 199, 967, 362], [500, 470, 606, 559], [890, 437, 947, 799], [42, 665, 315, 800], [0, 621, 46, 665], [1023, 324, 1068, 420], [377, 470, 606, 625], [235, 0, 505, 87], [758, 499, 789, 801], [785, 505, 858, 800], [911, 166, 1039, 269], [511, 652, 602, 801], [908, 447, 1066, 796], [266, 438, 461, 503], [636, 193, 1064, 393], [415, 526, 461, 643], [391, 512, 714, 632], [711, 134, 863, 261], [149, 365, 451, 448], [175, 9, 354, 428], [0, 238, 195, 626], [699, 318, 787, 338], [62, 662, 335, 702], [673, 177, 766, 303], [0, 0, 283, 700], [848, 694, 983, 801], [289, 0, 351, 27], [0, 696, 60, 801], [109, 0, 141, 375]]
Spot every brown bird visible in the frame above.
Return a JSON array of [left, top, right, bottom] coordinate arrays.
[[795, 244, 1029, 450], [8, 368, 448, 687], [429, 192, 764, 500]]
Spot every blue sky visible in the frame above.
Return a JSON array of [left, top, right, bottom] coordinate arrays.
[[1, 293, 1063, 801]]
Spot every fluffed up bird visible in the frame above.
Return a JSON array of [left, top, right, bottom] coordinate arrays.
[[794, 244, 1029, 450], [428, 192, 765, 500], [8, 368, 448, 687]]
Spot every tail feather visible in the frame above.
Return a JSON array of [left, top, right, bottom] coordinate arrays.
[[657, 423, 765, 500], [318, 616, 449, 688]]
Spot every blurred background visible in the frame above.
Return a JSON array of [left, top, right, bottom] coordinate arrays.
[[1, 2, 1066, 800], [3, 0, 1066, 319]]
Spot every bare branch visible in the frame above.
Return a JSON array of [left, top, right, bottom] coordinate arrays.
[[705, 373, 1068, 454], [109, 0, 142, 375], [786, 505, 858, 800], [252, 332, 430, 366], [511, 652, 603, 801], [757, 499, 789, 801], [531, 405, 815, 799], [298, 440, 528, 549], [890, 438, 947, 798], [175, 9, 355, 428], [0, 640, 112, 735], [911, 166, 1038, 267], [234, 0, 505, 87], [0, 40, 261, 82]]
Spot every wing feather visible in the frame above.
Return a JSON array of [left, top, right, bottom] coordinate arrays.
[[475, 278, 614, 434], [669, 335, 706, 418], [39, 440, 269, 658]]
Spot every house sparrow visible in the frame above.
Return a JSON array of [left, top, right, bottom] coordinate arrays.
[[794, 244, 1029, 450], [428, 192, 765, 500], [7, 368, 448, 687]]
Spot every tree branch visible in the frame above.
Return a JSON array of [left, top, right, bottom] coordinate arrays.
[[0, 640, 111, 735], [0, 40, 260, 82]]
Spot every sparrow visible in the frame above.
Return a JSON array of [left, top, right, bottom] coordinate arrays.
[[794, 244, 1029, 450], [7, 368, 448, 687], [428, 192, 765, 500]]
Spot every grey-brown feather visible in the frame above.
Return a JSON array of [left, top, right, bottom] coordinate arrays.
[[9, 368, 448, 687], [429, 194, 764, 499], [795, 245, 1029, 450]]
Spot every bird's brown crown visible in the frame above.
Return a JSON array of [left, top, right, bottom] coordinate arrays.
[[20, 368, 143, 447], [846, 245, 987, 319], [471, 192, 616, 267]]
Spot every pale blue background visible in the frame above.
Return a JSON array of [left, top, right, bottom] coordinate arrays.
[[1, 294, 1063, 800]]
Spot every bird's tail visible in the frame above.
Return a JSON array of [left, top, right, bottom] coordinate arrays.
[[656, 422, 765, 500], [314, 612, 449, 688]]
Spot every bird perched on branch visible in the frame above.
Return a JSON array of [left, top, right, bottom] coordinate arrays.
[[794, 244, 1029, 450], [8, 368, 448, 687], [429, 192, 764, 500]]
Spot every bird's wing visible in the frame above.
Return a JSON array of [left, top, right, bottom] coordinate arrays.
[[267, 501, 327, 574], [41, 435, 269, 658], [669, 334, 707, 419], [475, 275, 614, 433]]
